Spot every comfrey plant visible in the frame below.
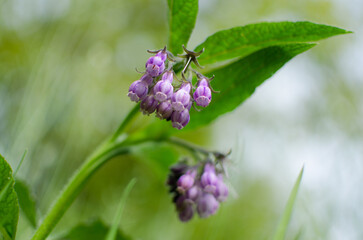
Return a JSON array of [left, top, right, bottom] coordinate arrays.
[[0, 0, 350, 239]]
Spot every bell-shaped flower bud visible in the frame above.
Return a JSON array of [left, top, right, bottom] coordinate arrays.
[[156, 50, 167, 62], [156, 100, 173, 120], [171, 82, 192, 112], [171, 109, 190, 130], [196, 193, 220, 218], [167, 163, 189, 195], [140, 95, 158, 115], [215, 175, 228, 202], [193, 78, 212, 107], [176, 196, 194, 222], [200, 163, 218, 194], [177, 170, 196, 194], [127, 80, 148, 102], [185, 185, 200, 202], [153, 71, 174, 102], [145, 51, 167, 77], [140, 73, 154, 86]]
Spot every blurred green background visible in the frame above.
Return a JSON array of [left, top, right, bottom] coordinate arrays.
[[0, 0, 361, 239]]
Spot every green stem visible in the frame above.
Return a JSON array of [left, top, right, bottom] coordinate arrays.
[[111, 104, 140, 142], [166, 137, 212, 155], [31, 105, 141, 240]]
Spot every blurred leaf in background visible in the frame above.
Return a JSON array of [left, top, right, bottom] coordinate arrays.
[[0, 154, 19, 240], [14, 179, 37, 228], [56, 219, 131, 240]]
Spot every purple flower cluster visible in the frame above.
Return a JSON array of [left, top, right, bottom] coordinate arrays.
[[127, 47, 214, 130], [167, 162, 228, 222]]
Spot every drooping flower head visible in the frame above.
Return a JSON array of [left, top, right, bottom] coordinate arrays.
[[167, 159, 229, 222], [127, 46, 218, 130]]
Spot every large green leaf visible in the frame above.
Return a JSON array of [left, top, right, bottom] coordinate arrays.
[[188, 44, 315, 129], [14, 179, 37, 228], [273, 166, 304, 240], [194, 21, 351, 65], [57, 219, 131, 240], [167, 0, 198, 54], [0, 154, 19, 240]]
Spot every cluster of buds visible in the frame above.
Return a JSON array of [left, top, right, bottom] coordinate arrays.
[[167, 161, 228, 222], [127, 46, 215, 130]]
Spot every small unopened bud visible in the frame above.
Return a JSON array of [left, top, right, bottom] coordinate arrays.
[[127, 80, 148, 102], [200, 163, 218, 194], [193, 78, 212, 107], [177, 170, 196, 193], [171, 82, 192, 112], [153, 71, 174, 102], [215, 175, 228, 202], [196, 193, 219, 218], [140, 73, 153, 86], [185, 185, 200, 201], [140, 95, 158, 115], [176, 196, 194, 222], [145, 51, 166, 77], [156, 100, 173, 120], [171, 109, 190, 130], [156, 50, 167, 62]]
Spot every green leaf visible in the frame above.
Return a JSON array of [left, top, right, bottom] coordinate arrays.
[[273, 166, 304, 240], [105, 178, 136, 240], [14, 179, 37, 228], [195, 21, 351, 65], [188, 43, 315, 129], [168, 0, 198, 54], [0, 154, 19, 240], [57, 219, 131, 240]]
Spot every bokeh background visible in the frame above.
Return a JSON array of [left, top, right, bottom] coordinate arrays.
[[0, 0, 361, 239]]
